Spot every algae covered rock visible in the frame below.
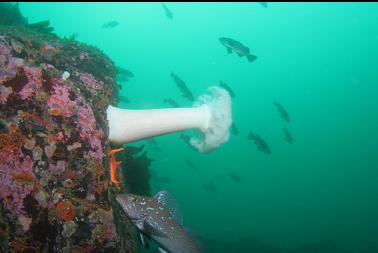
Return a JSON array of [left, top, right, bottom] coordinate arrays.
[[0, 6, 137, 253]]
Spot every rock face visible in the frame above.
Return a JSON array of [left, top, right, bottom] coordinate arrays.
[[0, 23, 136, 253]]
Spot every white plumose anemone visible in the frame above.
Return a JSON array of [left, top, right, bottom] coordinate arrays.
[[107, 86, 232, 153]]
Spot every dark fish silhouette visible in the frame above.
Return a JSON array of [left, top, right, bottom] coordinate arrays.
[[228, 173, 242, 183], [119, 95, 130, 103], [258, 2, 268, 8], [171, 72, 194, 102], [117, 76, 130, 83], [29, 20, 54, 33], [162, 3, 173, 20], [283, 126, 293, 144], [146, 138, 158, 145], [116, 66, 134, 83], [149, 146, 163, 153], [202, 184, 217, 192], [126, 145, 145, 155], [248, 132, 271, 154], [231, 122, 239, 135], [102, 20, 119, 28], [184, 159, 197, 170], [68, 33, 78, 41], [219, 37, 257, 63], [117, 67, 134, 78], [154, 176, 171, 183], [219, 81, 235, 98], [274, 100, 290, 122], [180, 133, 197, 151], [116, 191, 201, 253], [164, 98, 181, 108], [151, 171, 171, 183], [180, 133, 191, 143]]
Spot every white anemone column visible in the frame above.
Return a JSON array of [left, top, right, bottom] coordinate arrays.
[[107, 86, 232, 153]]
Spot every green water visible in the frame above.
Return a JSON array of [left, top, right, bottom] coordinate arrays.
[[20, 2, 378, 252]]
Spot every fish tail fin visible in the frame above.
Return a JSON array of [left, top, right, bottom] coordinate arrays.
[[184, 228, 206, 253], [247, 54, 257, 62]]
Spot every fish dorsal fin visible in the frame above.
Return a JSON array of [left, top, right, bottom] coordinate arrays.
[[154, 191, 183, 225]]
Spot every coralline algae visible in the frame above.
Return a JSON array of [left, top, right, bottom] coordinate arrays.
[[0, 23, 135, 253]]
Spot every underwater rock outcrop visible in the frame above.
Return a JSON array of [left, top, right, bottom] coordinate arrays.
[[0, 5, 138, 253]]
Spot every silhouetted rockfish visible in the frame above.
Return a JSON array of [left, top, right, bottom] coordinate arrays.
[[162, 3, 173, 20], [164, 98, 181, 108], [219, 81, 235, 98], [219, 37, 257, 63], [283, 126, 293, 144], [274, 100, 290, 122], [171, 72, 194, 102], [248, 131, 271, 154]]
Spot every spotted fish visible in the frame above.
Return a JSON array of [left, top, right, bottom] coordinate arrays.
[[116, 191, 201, 253]]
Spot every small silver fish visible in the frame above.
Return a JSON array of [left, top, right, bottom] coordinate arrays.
[[116, 191, 201, 253]]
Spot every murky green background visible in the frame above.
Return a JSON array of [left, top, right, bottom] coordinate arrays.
[[19, 2, 378, 252]]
